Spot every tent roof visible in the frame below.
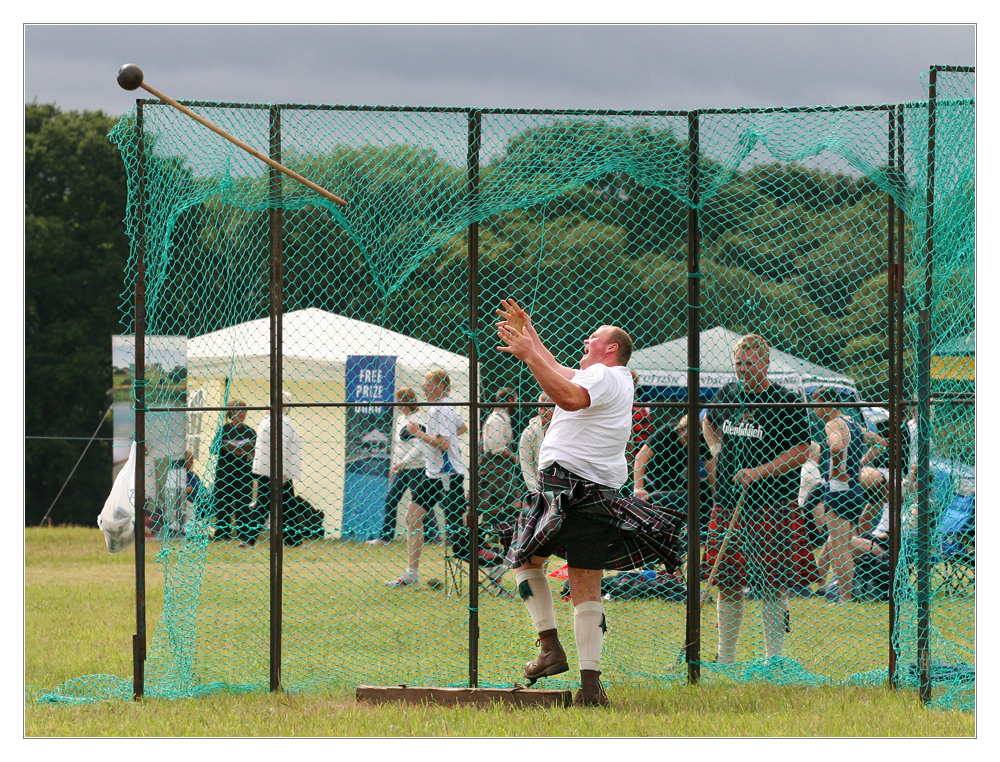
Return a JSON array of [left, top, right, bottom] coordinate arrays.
[[631, 326, 854, 388], [187, 308, 469, 380], [933, 330, 975, 357]]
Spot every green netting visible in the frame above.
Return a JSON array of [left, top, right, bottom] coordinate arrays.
[[33, 69, 973, 711], [889, 70, 976, 714]]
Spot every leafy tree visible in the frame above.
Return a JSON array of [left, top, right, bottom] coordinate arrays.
[[25, 103, 129, 525]]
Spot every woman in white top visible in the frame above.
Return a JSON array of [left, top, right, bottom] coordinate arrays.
[[479, 386, 522, 523], [369, 387, 441, 545], [518, 392, 553, 493]]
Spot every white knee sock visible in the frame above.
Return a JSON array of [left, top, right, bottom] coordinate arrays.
[[515, 569, 557, 633], [716, 592, 744, 664], [574, 600, 606, 672], [762, 597, 787, 658]]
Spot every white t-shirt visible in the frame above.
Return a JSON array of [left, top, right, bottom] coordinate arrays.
[[519, 414, 547, 492], [252, 413, 302, 481], [798, 458, 823, 509], [907, 419, 918, 468], [392, 410, 428, 471], [424, 396, 466, 479], [481, 409, 514, 455], [874, 505, 890, 537], [538, 363, 634, 489]]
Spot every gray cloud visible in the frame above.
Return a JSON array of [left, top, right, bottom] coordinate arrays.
[[25, 25, 975, 116]]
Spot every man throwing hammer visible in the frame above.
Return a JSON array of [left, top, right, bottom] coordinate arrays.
[[496, 299, 684, 707]]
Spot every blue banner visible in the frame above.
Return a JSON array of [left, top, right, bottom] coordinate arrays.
[[343, 356, 396, 540], [346, 355, 396, 413]]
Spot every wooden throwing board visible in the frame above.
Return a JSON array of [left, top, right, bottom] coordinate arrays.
[[356, 685, 572, 708]]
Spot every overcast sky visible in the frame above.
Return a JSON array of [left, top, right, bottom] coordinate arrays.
[[24, 25, 975, 116]]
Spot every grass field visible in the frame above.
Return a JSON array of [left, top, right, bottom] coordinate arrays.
[[24, 527, 975, 737]]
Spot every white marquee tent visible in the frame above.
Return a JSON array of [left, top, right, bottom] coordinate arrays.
[[185, 308, 472, 538]]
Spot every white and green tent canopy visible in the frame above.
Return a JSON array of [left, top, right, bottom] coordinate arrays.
[[631, 326, 855, 396]]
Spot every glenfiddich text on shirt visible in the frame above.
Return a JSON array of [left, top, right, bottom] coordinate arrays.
[[722, 419, 764, 439]]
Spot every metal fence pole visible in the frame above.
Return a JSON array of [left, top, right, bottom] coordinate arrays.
[[465, 108, 483, 687], [132, 98, 148, 700], [887, 104, 907, 688], [916, 66, 938, 706], [684, 109, 703, 683], [885, 105, 897, 685], [268, 104, 286, 692]]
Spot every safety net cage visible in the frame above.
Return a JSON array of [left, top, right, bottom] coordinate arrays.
[[28, 66, 974, 712]]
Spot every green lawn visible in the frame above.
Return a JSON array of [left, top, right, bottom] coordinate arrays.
[[24, 527, 974, 737]]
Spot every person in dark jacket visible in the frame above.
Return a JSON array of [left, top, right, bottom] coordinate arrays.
[[212, 400, 256, 541]]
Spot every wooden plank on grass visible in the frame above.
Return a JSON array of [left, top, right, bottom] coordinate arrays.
[[356, 685, 572, 708]]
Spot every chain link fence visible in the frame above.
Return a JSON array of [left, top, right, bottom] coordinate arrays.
[[30, 68, 973, 711]]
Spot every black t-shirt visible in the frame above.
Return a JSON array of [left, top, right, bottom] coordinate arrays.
[[869, 418, 915, 470], [216, 422, 256, 477], [707, 381, 810, 510], [644, 424, 712, 494]]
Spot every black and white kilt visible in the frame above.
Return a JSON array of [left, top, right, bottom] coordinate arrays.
[[506, 463, 686, 572]]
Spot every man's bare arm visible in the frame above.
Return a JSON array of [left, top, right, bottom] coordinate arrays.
[[859, 500, 880, 532], [735, 442, 812, 486], [859, 428, 888, 469], [703, 415, 722, 458], [407, 422, 454, 451], [497, 298, 574, 381], [633, 443, 654, 499], [498, 323, 590, 411]]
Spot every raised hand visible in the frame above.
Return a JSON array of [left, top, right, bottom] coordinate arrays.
[[496, 298, 528, 333], [497, 321, 534, 361]]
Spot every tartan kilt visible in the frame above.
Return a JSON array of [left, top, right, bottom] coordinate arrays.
[[506, 464, 685, 572], [702, 499, 821, 590]]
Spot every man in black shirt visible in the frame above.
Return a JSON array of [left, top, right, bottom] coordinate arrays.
[[633, 414, 713, 538], [213, 400, 256, 541], [702, 334, 819, 663]]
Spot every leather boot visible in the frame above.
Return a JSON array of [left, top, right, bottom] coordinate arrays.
[[574, 669, 610, 707], [524, 628, 569, 685]]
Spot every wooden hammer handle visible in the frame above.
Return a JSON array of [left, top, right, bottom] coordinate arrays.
[[140, 82, 348, 207], [704, 488, 746, 592]]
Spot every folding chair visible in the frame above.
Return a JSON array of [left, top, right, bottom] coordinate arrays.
[[443, 518, 517, 599], [936, 495, 975, 596]]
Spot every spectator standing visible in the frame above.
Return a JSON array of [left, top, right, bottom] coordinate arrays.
[[212, 400, 256, 541], [811, 388, 869, 604], [633, 414, 713, 538], [165, 449, 204, 537], [632, 405, 655, 449], [701, 334, 818, 663], [182, 449, 204, 503], [518, 392, 552, 493], [627, 370, 654, 469], [369, 387, 440, 546], [237, 391, 302, 547], [480, 387, 522, 523], [386, 369, 469, 586]]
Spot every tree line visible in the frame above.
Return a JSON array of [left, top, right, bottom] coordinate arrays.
[[25, 103, 129, 526], [27, 105, 971, 525]]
